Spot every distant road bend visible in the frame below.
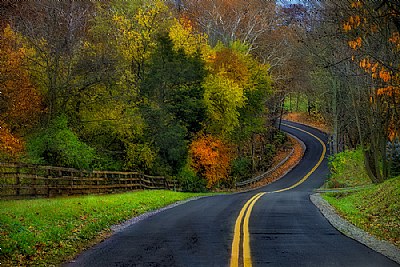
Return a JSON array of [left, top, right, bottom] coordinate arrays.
[[66, 121, 399, 267]]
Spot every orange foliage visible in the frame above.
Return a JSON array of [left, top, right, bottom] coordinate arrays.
[[0, 25, 43, 158], [348, 36, 362, 50], [351, 1, 362, 8], [343, 15, 361, 32], [359, 58, 394, 83], [189, 135, 233, 188], [389, 32, 400, 51], [377, 86, 399, 97], [0, 25, 43, 130], [179, 15, 193, 30], [388, 121, 398, 142], [0, 122, 24, 157], [379, 69, 391, 82]]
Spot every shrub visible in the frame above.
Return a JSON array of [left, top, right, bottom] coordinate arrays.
[[231, 157, 252, 183], [177, 163, 207, 192], [327, 147, 370, 188], [26, 115, 95, 169]]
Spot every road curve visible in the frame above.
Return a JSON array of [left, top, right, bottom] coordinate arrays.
[[65, 121, 399, 267]]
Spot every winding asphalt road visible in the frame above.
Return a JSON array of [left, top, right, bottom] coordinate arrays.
[[66, 121, 399, 267]]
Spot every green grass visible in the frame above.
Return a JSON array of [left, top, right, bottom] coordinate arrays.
[[0, 190, 212, 266], [325, 147, 371, 188], [323, 177, 400, 248], [323, 148, 400, 248]]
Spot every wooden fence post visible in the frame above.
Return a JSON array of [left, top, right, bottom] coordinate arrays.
[[32, 166, 37, 196], [15, 166, 20, 196], [47, 168, 51, 197]]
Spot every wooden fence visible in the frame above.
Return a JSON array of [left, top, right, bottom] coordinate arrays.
[[0, 162, 179, 199]]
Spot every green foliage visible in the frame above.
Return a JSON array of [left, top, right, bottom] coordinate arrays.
[[203, 74, 246, 135], [0, 190, 212, 266], [142, 34, 206, 136], [140, 105, 187, 175], [168, 84, 206, 134], [26, 115, 95, 169], [153, 122, 188, 175], [273, 131, 288, 146], [326, 148, 371, 188], [2, 0, 275, 190], [177, 163, 207, 192], [231, 157, 252, 182], [284, 93, 309, 113], [125, 143, 156, 171]]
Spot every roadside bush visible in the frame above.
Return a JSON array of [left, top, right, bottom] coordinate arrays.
[[327, 147, 370, 188], [231, 157, 252, 183], [26, 115, 95, 169], [177, 163, 207, 192], [273, 130, 287, 146]]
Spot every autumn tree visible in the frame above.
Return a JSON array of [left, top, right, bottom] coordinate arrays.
[[305, 0, 400, 182], [0, 25, 43, 159], [189, 134, 233, 188], [9, 1, 95, 119], [341, 0, 400, 181], [140, 17, 207, 175]]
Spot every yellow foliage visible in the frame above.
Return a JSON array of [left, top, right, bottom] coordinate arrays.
[[113, 1, 168, 63], [168, 18, 208, 56]]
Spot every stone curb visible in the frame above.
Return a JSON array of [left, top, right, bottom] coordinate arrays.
[[310, 193, 400, 265]]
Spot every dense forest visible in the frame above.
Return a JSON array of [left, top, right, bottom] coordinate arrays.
[[1, 0, 399, 189]]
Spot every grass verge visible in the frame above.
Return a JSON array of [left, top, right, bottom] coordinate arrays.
[[323, 147, 400, 248], [323, 177, 400, 248], [325, 148, 371, 188], [0, 190, 212, 266]]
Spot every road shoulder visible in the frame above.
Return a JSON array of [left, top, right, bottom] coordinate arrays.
[[310, 193, 400, 265]]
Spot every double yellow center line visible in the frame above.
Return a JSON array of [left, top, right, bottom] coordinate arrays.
[[230, 124, 327, 267], [230, 192, 265, 267]]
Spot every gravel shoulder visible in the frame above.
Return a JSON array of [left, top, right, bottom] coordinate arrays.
[[311, 193, 400, 265]]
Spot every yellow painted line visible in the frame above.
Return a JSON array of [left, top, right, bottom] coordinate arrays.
[[230, 123, 326, 266], [271, 123, 326, 193], [243, 193, 265, 267], [230, 192, 265, 267]]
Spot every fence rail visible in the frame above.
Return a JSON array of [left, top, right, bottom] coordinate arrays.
[[0, 162, 179, 199]]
